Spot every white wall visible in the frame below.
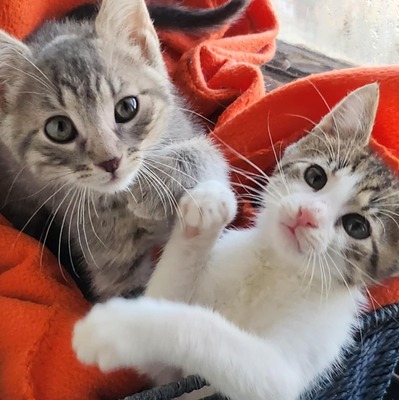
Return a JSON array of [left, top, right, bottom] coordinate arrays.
[[271, 0, 399, 65]]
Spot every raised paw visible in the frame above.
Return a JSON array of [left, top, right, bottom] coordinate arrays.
[[179, 180, 237, 238]]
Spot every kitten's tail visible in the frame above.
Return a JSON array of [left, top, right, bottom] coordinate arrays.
[[64, 0, 250, 32], [148, 0, 251, 32]]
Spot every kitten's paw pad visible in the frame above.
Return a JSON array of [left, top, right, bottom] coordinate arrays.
[[72, 299, 134, 372], [180, 181, 237, 237]]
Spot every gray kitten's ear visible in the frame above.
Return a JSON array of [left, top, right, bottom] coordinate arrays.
[[0, 30, 31, 76], [95, 0, 165, 73], [314, 83, 380, 145], [0, 30, 32, 109]]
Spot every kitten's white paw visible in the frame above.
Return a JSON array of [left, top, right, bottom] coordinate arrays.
[[180, 180, 237, 238], [72, 298, 147, 372]]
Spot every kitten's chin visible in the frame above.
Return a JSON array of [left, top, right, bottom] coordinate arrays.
[[267, 223, 310, 267], [277, 223, 302, 254], [100, 180, 131, 194]]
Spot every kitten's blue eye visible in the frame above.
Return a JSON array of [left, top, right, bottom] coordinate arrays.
[[44, 116, 77, 143], [342, 213, 371, 240], [115, 96, 139, 123], [304, 165, 327, 191]]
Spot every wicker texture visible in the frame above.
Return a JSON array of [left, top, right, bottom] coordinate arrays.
[[124, 375, 207, 400], [313, 303, 399, 400], [124, 303, 399, 400]]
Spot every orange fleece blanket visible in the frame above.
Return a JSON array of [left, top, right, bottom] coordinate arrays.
[[1, 1, 399, 400], [0, 0, 278, 399]]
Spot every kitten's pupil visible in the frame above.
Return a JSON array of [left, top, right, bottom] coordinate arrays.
[[58, 120, 67, 133], [115, 96, 139, 123], [44, 116, 77, 143], [341, 213, 371, 239], [304, 165, 327, 191]]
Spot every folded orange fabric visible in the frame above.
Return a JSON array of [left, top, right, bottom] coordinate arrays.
[[0, 1, 278, 400], [163, 0, 278, 116], [0, 216, 145, 400]]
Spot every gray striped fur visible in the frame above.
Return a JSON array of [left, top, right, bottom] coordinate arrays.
[[0, 0, 229, 300]]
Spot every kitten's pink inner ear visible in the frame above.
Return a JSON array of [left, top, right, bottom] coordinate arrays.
[[314, 83, 380, 145]]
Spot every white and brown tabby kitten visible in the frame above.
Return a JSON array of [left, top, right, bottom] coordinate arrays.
[[0, 0, 247, 300], [73, 83, 399, 399]]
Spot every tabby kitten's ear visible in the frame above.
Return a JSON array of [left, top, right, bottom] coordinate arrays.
[[95, 0, 166, 74], [0, 30, 32, 110], [314, 83, 380, 146]]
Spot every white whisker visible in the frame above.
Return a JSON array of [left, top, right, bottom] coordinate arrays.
[[58, 187, 79, 278], [39, 186, 74, 280], [12, 181, 70, 247], [1, 163, 27, 208]]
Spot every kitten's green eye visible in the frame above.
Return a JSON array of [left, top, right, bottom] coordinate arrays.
[[342, 213, 371, 240], [115, 96, 139, 123], [304, 165, 327, 191], [44, 116, 77, 143]]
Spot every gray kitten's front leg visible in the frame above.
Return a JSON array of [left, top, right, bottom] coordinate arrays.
[[129, 135, 230, 221]]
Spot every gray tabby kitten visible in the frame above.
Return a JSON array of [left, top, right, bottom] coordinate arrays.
[[0, 0, 240, 300]]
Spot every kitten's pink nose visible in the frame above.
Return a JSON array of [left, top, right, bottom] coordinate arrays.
[[296, 206, 319, 228], [97, 157, 121, 174]]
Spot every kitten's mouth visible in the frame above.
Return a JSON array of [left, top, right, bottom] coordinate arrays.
[[105, 173, 125, 187], [281, 223, 301, 252], [286, 225, 296, 236], [98, 171, 133, 193], [102, 172, 120, 187], [109, 173, 119, 182]]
